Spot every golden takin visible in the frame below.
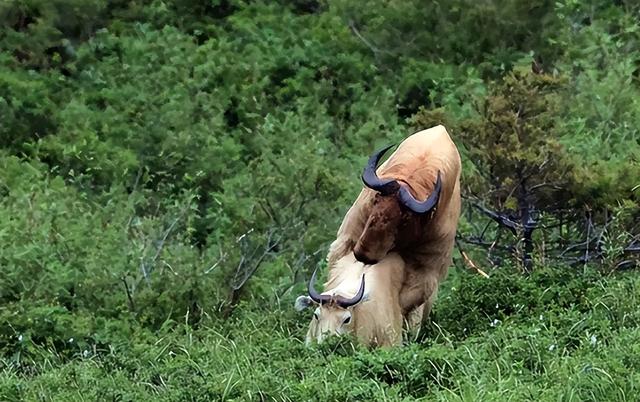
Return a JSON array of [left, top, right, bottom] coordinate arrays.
[[326, 125, 461, 326]]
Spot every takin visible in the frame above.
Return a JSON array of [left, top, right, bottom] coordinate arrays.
[[325, 125, 462, 326], [295, 252, 415, 347]]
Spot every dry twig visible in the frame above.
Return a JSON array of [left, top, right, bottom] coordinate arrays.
[[456, 238, 489, 278]]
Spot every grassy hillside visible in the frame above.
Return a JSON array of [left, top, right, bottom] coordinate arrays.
[[3, 267, 639, 400], [0, 1, 639, 400]]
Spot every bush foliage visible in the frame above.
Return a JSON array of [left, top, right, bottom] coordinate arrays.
[[0, 0, 639, 400]]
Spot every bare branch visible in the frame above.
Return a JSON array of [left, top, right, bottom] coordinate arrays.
[[458, 235, 513, 252], [348, 20, 389, 56], [528, 182, 564, 192], [455, 239, 489, 278], [125, 166, 144, 233], [222, 228, 284, 318], [121, 277, 135, 312], [136, 206, 190, 288], [204, 248, 228, 274], [470, 202, 519, 234], [140, 260, 150, 285], [150, 216, 181, 266]]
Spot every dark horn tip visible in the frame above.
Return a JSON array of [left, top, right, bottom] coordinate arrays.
[[398, 171, 443, 214], [362, 144, 400, 195], [338, 274, 366, 308], [307, 268, 325, 304]]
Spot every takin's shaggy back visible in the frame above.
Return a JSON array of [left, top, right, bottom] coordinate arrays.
[[295, 252, 408, 347], [327, 125, 462, 324]]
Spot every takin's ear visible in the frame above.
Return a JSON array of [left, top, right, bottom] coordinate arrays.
[[295, 295, 314, 311]]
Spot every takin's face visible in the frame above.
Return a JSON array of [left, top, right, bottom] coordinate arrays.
[[295, 295, 368, 345], [295, 263, 368, 346], [353, 193, 421, 265]]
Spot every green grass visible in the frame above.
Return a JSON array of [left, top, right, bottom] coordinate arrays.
[[2, 266, 638, 401]]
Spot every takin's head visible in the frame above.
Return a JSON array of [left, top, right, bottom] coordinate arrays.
[[294, 269, 367, 345], [353, 145, 442, 265]]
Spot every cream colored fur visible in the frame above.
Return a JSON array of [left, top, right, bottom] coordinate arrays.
[[304, 252, 406, 347]]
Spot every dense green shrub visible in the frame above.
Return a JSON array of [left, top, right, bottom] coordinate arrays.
[[0, 67, 58, 150]]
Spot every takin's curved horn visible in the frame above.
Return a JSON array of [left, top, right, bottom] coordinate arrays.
[[398, 171, 442, 214], [362, 144, 400, 195], [336, 274, 366, 308], [307, 268, 329, 304]]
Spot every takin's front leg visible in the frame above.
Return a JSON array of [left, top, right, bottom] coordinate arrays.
[[361, 302, 404, 348], [420, 277, 439, 325], [399, 269, 440, 322], [383, 311, 404, 347], [399, 273, 440, 344], [403, 303, 424, 343]]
